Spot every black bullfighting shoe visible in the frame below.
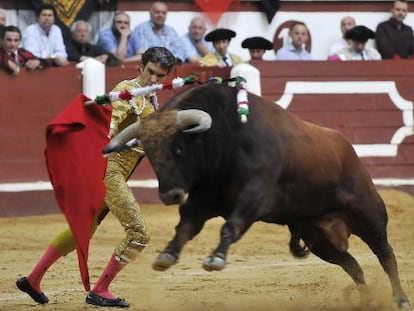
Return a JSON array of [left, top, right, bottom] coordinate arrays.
[[16, 277, 49, 304], [85, 291, 130, 308]]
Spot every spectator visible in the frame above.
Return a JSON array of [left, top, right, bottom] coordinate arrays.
[[328, 16, 356, 57], [181, 16, 214, 64], [132, 1, 185, 63], [0, 8, 6, 46], [328, 25, 381, 61], [241, 36, 273, 60], [96, 11, 141, 63], [22, 3, 69, 67], [276, 22, 312, 60], [0, 8, 7, 26], [198, 28, 243, 67], [0, 25, 48, 75], [376, 0, 414, 59], [66, 20, 120, 66]]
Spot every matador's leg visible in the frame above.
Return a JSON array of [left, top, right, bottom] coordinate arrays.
[[104, 150, 151, 264], [89, 150, 149, 303]]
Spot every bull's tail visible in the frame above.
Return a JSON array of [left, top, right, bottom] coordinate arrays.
[[289, 230, 310, 258]]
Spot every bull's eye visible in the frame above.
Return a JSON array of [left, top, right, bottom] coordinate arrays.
[[174, 147, 183, 156]]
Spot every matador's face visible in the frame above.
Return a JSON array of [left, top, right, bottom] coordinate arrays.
[[139, 61, 169, 86]]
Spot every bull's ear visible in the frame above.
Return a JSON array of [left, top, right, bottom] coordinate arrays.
[[103, 122, 141, 154], [176, 109, 212, 134]]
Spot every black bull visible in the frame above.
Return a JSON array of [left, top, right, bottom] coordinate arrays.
[[104, 83, 410, 308]]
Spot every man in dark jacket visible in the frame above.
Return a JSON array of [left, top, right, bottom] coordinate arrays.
[[66, 20, 120, 66], [0, 25, 48, 75], [376, 0, 414, 59]]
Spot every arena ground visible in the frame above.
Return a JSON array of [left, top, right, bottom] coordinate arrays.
[[1, 189, 413, 311]]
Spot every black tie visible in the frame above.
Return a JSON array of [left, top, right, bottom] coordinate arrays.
[[149, 93, 158, 111], [222, 56, 229, 66], [360, 52, 365, 60], [10, 52, 19, 66]]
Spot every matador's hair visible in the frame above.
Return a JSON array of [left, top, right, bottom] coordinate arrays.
[[142, 46, 176, 74]]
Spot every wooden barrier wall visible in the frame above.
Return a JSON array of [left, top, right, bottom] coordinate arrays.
[[0, 61, 413, 215], [252, 60, 414, 180]]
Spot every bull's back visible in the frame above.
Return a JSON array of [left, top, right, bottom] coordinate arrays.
[[246, 97, 383, 219], [161, 85, 383, 218]]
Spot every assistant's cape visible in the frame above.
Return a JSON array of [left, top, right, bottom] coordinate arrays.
[[45, 94, 112, 291]]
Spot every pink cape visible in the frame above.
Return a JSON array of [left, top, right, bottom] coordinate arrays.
[[45, 94, 112, 291]]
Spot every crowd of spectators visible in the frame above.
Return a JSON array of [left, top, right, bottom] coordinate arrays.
[[1, 0, 414, 75]]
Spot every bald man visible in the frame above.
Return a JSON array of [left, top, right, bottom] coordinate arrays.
[[328, 16, 356, 57], [181, 17, 214, 63], [132, 1, 185, 62]]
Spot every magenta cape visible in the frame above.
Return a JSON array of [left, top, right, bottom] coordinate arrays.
[[45, 94, 112, 291]]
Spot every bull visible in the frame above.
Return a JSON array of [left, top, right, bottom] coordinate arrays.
[[103, 83, 410, 308]]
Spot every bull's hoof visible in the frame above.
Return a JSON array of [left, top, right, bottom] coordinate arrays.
[[396, 299, 411, 309], [202, 256, 226, 271], [342, 284, 377, 309], [152, 253, 177, 271]]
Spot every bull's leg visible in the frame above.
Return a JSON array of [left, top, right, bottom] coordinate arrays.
[[358, 229, 410, 309], [152, 211, 207, 271], [303, 233, 366, 284], [301, 228, 376, 307], [288, 224, 309, 258], [203, 216, 254, 271]]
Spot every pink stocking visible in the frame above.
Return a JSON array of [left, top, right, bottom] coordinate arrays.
[[92, 253, 125, 299], [27, 244, 62, 292]]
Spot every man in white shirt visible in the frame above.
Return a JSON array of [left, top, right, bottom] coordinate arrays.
[[328, 16, 356, 58], [22, 3, 69, 66]]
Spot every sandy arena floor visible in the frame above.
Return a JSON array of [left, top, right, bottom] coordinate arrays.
[[0, 189, 413, 311]]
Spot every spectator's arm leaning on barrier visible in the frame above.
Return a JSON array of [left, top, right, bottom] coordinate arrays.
[[97, 11, 141, 63]]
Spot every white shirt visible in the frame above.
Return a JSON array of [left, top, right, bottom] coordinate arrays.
[[333, 47, 382, 61], [328, 38, 350, 57], [22, 23, 67, 59]]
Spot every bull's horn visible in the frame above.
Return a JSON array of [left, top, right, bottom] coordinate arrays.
[[103, 122, 141, 154], [177, 109, 212, 133]]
